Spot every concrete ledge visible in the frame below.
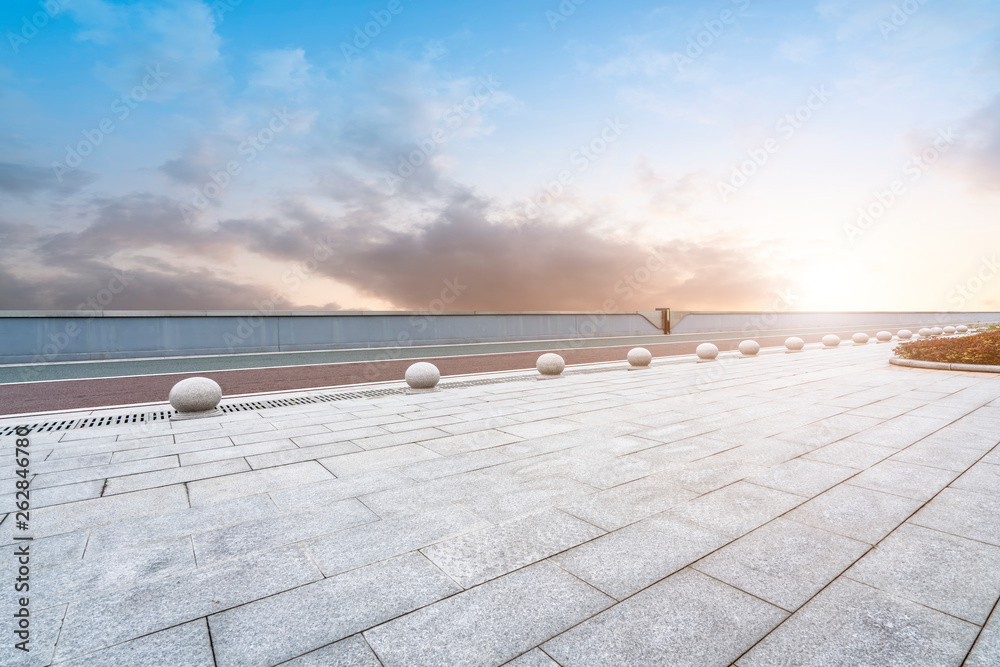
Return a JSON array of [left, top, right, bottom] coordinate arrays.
[[889, 357, 1000, 373]]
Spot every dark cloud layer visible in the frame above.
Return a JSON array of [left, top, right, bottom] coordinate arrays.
[[1, 185, 781, 311], [0, 162, 98, 198]]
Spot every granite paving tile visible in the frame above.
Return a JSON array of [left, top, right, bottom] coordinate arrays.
[[908, 486, 1000, 546], [736, 577, 979, 667], [846, 459, 960, 501], [667, 481, 803, 539], [542, 568, 787, 667], [318, 444, 440, 477], [746, 458, 856, 498], [845, 522, 1000, 624], [85, 494, 279, 557], [308, 504, 488, 577], [950, 461, 1000, 497], [281, 635, 382, 667], [803, 439, 896, 470], [365, 561, 613, 667], [34, 537, 196, 609], [787, 482, 923, 544], [208, 553, 460, 667], [558, 472, 698, 531], [105, 458, 252, 495], [268, 468, 413, 513], [965, 602, 1000, 667], [57, 619, 215, 667], [459, 475, 599, 523], [187, 461, 334, 506], [693, 517, 870, 611], [421, 508, 605, 588], [552, 513, 729, 600], [54, 543, 322, 662], [0, 485, 189, 541], [244, 440, 363, 469], [193, 497, 377, 564]]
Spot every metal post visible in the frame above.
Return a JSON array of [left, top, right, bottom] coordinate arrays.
[[656, 308, 671, 334]]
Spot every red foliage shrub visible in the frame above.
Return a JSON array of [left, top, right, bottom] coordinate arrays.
[[894, 330, 1000, 365]]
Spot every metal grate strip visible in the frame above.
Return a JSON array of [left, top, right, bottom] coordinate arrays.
[[0, 363, 616, 436]]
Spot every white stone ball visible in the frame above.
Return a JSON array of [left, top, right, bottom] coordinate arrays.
[[536, 353, 566, 375], [930, 327, 944, 336], [627, 347, 652, 367], [876, 331, 893, 342], [785, 337, 805, 351], [852, 333, 870, 344], [405, 362, 440, 389], [696, 343, 719, 360], [738, 340, 760, 356], [169, 377, 222, 414], [897, 330, 913, 340], [943, 326, 957, 335], [918, 328, 932, 338], [822, 335, 841, 347], [957, 325, 969, 333]]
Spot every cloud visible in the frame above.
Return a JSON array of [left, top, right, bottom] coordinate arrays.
[[955, 94, 1000, 191], [219, 187, 785, 311], [777, 36, 822, 63], [0, 162, 98, 199], [67, 0, 224, 102], [0, 259, 308, 311], [250, 48, 322, 91]]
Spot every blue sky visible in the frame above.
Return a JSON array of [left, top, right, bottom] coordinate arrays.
[[1, 0, 999, 312]]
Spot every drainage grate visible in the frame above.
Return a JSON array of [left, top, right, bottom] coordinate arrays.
[[0, 364, 619, 436]]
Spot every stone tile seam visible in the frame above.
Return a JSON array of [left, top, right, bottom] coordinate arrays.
[[729, 442, 1000, 662]]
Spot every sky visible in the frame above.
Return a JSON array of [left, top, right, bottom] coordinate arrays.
[[1, 0, 999, 314]]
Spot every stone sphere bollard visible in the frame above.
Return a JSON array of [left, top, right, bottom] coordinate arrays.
[[897, 330, 913, 340], [696, 343, 719, 360], [957, 325, 969, 333], [852, 333, 870, 344], [918, 328, 932, 338], [930, 327, 944, 336], [627, 347, 652, 368], [943, 326, 957, 335], [822, 334, 841, 348], [405, 362, 440, 390], [536, 353, 566, 377], [876, 331, 893, 342], [169, 377, 222, 419], [738, 340, 760, 356], [785, 337, 805, 351]]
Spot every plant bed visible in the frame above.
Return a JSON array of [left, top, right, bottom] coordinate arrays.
[[893, 330, 1000, 365]]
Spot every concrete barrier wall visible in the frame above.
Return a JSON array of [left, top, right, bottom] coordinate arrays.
[[0, 311, 662, 364], [670, 311, 1000, 335], [2, 310, 998, 365]]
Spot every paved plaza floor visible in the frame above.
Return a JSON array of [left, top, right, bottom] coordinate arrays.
[[3, 341, 999, 665]]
